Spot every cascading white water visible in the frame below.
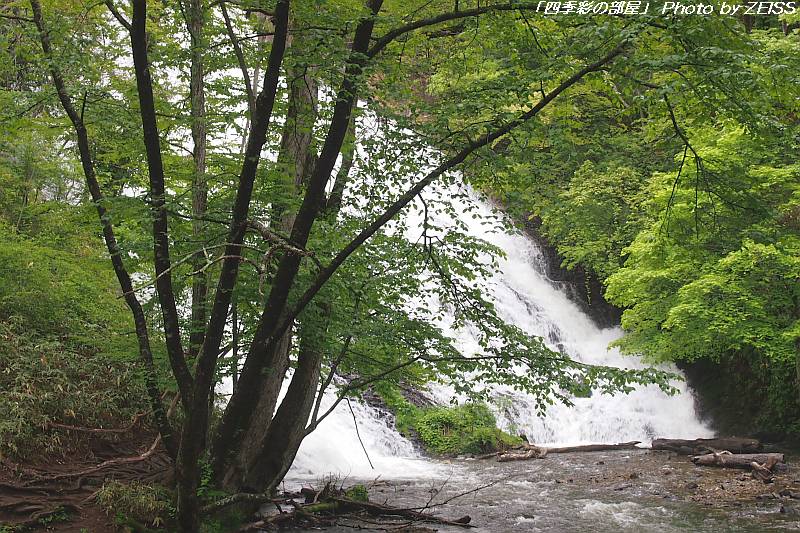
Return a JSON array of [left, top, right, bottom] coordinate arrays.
[[289, 183, 712, 481], [432, 189, 713, 446], [288, 392, 440, 481]]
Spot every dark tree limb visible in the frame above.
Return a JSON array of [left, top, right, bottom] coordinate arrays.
[[212, 0, 385, 471], [175, 1, 291, 528], [278, 40, 630, 349], [130, 0, 193, 404], [220, 1, 255, 115], [104, 0, 131, 30], [195, 0, 290, 411], [368, 2, 541, 58], [28, 0, 176, 459]]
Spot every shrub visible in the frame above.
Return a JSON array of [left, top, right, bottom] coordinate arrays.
[[96, 480, 173, 529], [0, 319, 148, 459]]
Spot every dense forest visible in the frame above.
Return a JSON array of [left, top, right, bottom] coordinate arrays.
[[1, 0, 798, 531]]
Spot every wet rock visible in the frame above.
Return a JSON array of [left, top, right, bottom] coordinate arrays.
[[780, 504, 800, 516]]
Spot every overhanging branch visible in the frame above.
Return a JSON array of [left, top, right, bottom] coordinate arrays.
[[281, 40, 630, 340]]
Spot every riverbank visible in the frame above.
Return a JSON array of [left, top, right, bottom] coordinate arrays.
[[284, 448, 800, 532]]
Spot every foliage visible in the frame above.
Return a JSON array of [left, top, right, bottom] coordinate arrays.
[[0, 318, 148, 459], [453, 21, 800, 436], [605, 126, 800, 367], [5, 4, 799, 525], [345, 484, 369, 502], [96, 480, 174, 529], [377, 385, 521, 455], [0, 223, 134, 348], [0, 216, 151, 459]]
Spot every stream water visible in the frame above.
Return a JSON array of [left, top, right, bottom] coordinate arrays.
[[279, 187, 795, 530]]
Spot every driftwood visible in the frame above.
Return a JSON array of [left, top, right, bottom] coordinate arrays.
[[496, 441, 641, 462], [546, 441, 641, 453], [691, 452, 784, 469], [238, 496, 474, 531], [652, 437, 761, 455], [330, 497, 473, 527], [497, 448, 543, 462], [752, 455, 781, 482]]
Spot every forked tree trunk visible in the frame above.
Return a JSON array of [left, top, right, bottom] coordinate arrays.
[[222, 333, 291, 489], [242, 321, 325, 490], [219, 58, 318, 489]]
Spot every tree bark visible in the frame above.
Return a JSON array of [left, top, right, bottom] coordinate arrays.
[[652, 437, 762, 455], [545, 441, 641, 453], [173, 1, 291, 530], [211, 0, 384, 474], [497, 441, 641, 461], [214, 48, 319, 485], [188, 0, 209, 358], [130, 0, 193, 403], [29, 0, 175, 457], [691, 452, 784, 469], [239, 322, 324, 491]]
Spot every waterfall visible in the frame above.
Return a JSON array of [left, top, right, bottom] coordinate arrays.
[[288, 183, 712, 481]]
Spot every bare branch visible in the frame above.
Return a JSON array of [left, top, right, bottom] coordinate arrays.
[[104, 0, 131, 31]]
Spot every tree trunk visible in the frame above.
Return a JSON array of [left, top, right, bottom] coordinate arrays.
[[691, 452, 785, 469], [243, 324, 324, 490], [221, 333, 291, 490], [211, 3, 383, 467], [188, 0, 208, 357], [496, 441, 641, 461], [216, 58, 318, 487], [545, 441, 641, 453], [652, 437, 762, 455]]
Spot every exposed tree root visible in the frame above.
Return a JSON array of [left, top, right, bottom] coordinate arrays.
[[23, 436, 162, 484], [48, 412, 148, 435]]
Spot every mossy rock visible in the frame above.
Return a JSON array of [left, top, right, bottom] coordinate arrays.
[[374, 384, 521, 456]]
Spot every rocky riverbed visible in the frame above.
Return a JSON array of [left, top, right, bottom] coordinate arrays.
[[284, 448, 800, 532]]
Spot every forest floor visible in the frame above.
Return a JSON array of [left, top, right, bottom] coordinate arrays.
[[0, 430, 170, 532]]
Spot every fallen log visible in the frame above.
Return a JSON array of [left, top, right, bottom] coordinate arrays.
[[497, 448, 544, 462], [545, 441, 641, 453], [751, 457, 780, 482], [691, 452, 784, 469], [653, 437, 761, 455], [497, 441, 641, 462]]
